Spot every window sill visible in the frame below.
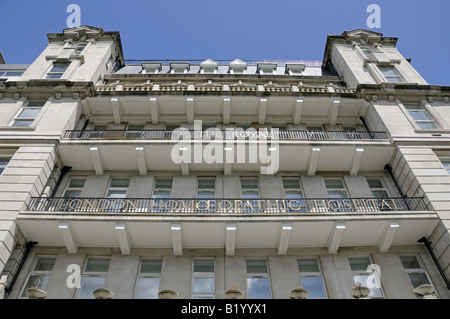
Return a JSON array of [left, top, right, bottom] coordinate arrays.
[[0, 126, 36, 131], [413, 129, 450, 134]]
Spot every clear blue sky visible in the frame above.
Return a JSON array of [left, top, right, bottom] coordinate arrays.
[[0, 0, 449, 85]]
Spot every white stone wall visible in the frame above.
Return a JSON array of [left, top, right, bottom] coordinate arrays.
[[5, 245, 449, 299]]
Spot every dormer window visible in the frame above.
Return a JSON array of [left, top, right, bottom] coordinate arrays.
[[170, 62, 190, 74], [378, 66, 402, 83], [229, 59, 247, 74], [285, 63, 306, 75], [200, 59, 218, 74], [141, 62, 162, 74], [45, 62, 70, 79], [257, 63, 277, 75]]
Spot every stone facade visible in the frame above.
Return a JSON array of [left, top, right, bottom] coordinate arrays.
[[0, 27, 448, 299]]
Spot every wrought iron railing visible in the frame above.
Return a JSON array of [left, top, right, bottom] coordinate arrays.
[[27, 197, 428, 214], [64, 130, 388, 140]]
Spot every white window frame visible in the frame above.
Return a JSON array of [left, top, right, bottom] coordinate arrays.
[[10, 100, 46, 127], [378, 65, 403, 83], [0, 157, 9, 175], [19, 256, 56, 298], [134, 259, 162, 299], [439, 157, 450, 174], [191, 258, 215, 299], [348, 256, 384, 298], [63, 177, 86, 198], [152, 178, 173, 199], [240, 177, 260, 199], [283, 178, 304, 198], [105, 178, 130, 199], [402, 102, 439, 130], [45, 62, 70, 79], [246, 259, 272, 299], [324, 178, 349, 199], [400, 255, 435, 296], [366, 177, 390, 198], [297, 258, 328, 299], [75, 257, 110, 299], [197, 177, 216, 199]]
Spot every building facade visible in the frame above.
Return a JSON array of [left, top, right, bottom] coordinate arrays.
[[0, 26, 449, 299]]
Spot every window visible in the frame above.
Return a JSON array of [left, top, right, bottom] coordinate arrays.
[[11, 100, 45, 127], [63, 178, 86, 197], [76, 258, 110, 299], [106, 178, 130, 199], [74, 43, 87, 54], [0, 158, 9, 175], [403, 103, 438, 129], [135, 259, 162, 299], [359, 46, 372, 57], [367, 178, 389, 198], [283, 178, 303, 199], [45, 62, 70, 79], [197, 178, 215, 199], [348, 257, 383, 298], [325, 178, 348, 198], [379, 66, 402, 83], [400, 256, 434, 295], [20, 257, 56, 298], [192, 259, 215, 299], [152, 178, 173, 199], [439, 158, 450, 174], [298, 258, 327, 299], [0, 71, 23, 78], [240, 178, 260, 199], [246, 259, 271, 299]]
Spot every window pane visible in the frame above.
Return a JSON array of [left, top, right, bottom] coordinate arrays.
[[298, 259, 320, 273], [285, 190, 303, 198], [135, 277, 160, 299], [106, 190, 127, 198], [283, 179, 300, 189], [68, 179, 86, 188], [367, 179, 383, 188], [140, 260, 162, 273], [246, 260, 268, 273], [197, 191, 215, 199], [327, 190, 348, 198], [109, 178, 130, 188], [400, 256, 421, 269], [17, 108, 41, 118], [325, 179, 344, 189], [407, 273, 431, 288], [21, 274, 50, 297], [242, 190, 259, 198], [349, 257, 371, 271], [45, 73, 63, 79], [192, 277, 214, 293], [77, 276, 106, 299], [194, 259, 214, 273], [241, 178, 258, 189], [198, 178, 215, 189], [153, 190, 171, 198], [379, 67, 397, 76], [404, 104, 422, 110], [64, 190, 81, 198], [247, 278, 271, 299], [155, 179, 173, 189], [301, 276, 326, 298], [417, 122, 437, 129], [85, 258, 110, 273], [409, 111, 433, 121], [50, 64, 69, 73], [353, 275, 383, 297], [13, 120, 34, 127], [34, 258, 56, 271], [372, 190, 389, 198]]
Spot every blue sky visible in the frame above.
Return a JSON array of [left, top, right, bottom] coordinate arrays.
[[0, 0, 449, 85]]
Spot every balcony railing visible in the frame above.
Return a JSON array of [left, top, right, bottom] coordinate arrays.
[[27, 197, 427, 215], [64, 130, 388, 140]]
